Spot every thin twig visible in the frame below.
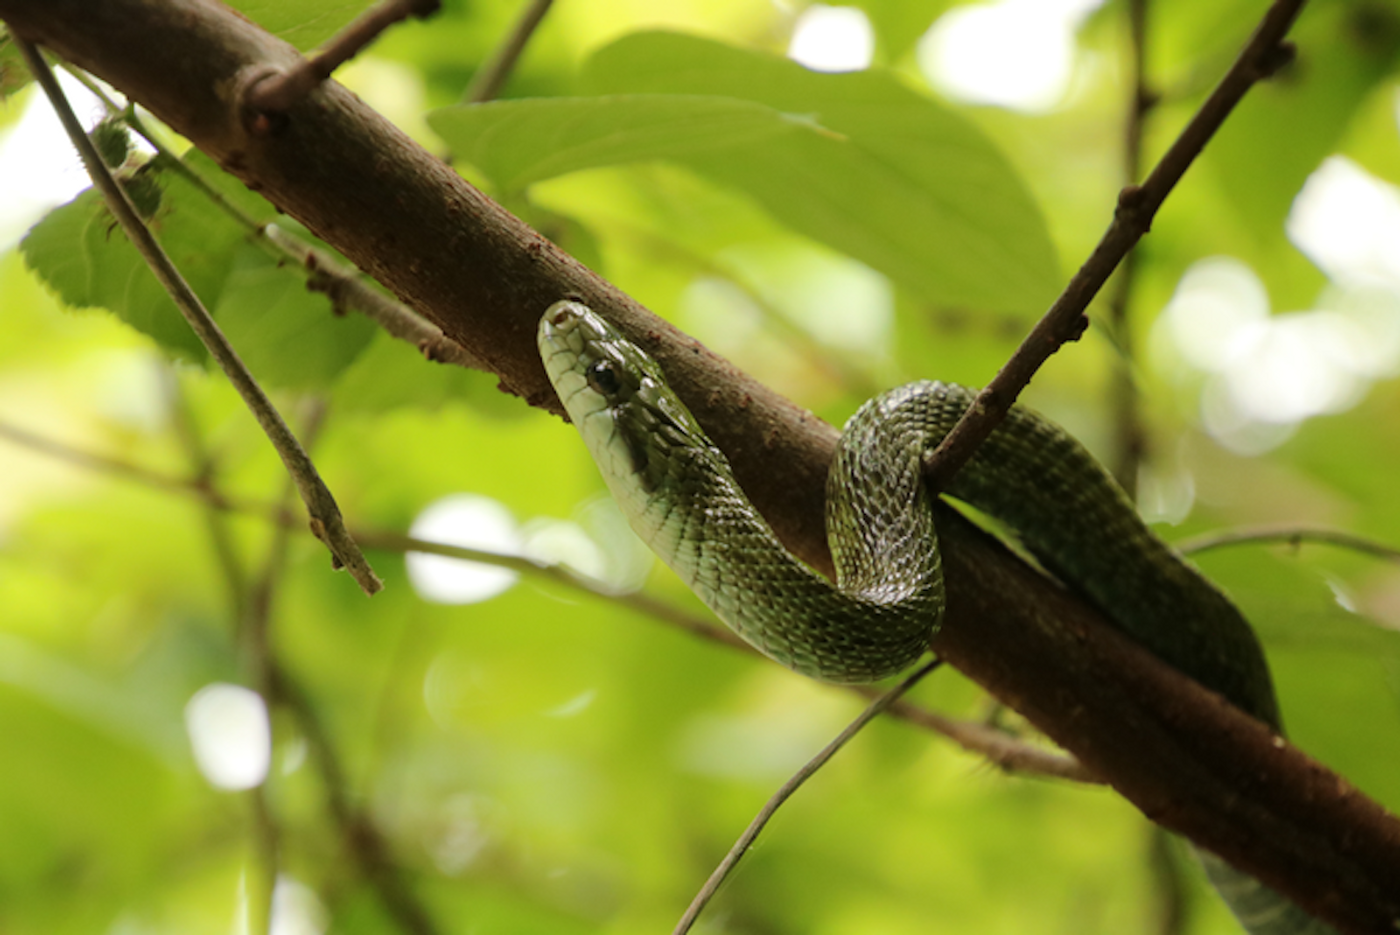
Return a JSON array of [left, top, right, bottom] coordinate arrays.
[[162, 366, 251, 621], [244, 0, 440, 114], [462, 0, 555, 104], [358, 529, 757, 650], [672, 660, 942, 935], [1148, 826, 1191, 935], [922, 0, 1305, 493], [269, 662, 442, 935], [1105, 0, 1156, 493], [1176, 525, 1400, 564], [17, 37, 382, 595], [0, 417, 214, 494], [166, 360, 280, 935], [243, 409, 320, 935], [245, 401, 325, 667], [247, 419, 445, 935], [865, 692, 1096, 782], [248, 788, 279, 935]]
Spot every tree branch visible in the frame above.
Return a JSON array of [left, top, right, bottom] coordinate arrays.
[[1177, 525, 1400, 564], [461, 0, 555, 104], [1104, 0, 1156, 493], [2, 1, 1397, 930]]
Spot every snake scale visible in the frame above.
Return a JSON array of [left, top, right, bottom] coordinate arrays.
[[538, 300, 1335, 935]]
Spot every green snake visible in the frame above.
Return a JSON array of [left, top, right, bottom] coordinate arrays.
[[538, 300, 1333, 935]]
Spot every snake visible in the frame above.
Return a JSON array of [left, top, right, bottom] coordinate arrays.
[[538, 299, 1335, 935]]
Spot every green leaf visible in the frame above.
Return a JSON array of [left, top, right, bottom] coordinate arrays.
[[431, 94, 811, 192], [228, 0, 377, 50], [585, 32, 1061, 316], [19, 144, 392, 390], [20, 187, 211, 359], [213, 246, 378, 391], [19, 149, 284, 363], [433, 31, 1061, 316]]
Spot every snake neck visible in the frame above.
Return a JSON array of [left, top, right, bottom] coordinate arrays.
[[623, 436, 938, 683]]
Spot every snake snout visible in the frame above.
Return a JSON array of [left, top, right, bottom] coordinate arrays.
[[544, 299, 590, 329]]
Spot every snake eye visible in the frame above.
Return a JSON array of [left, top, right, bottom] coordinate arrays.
[[586, 360, 621, 396]]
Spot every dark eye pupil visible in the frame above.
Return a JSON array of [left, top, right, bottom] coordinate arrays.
[[586, 360, 621, 396]]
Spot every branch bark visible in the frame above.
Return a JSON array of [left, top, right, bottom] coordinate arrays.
[[2, 1, 1397, 930]]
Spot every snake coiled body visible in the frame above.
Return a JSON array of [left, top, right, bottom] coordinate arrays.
[[539, 301, 1332, 935]]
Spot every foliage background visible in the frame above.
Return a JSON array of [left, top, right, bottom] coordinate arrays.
[[1, 0, 1400, 933]]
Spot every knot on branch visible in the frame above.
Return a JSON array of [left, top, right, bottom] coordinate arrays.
[[233, 64, 293, 137]]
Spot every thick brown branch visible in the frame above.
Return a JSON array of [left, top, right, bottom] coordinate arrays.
[[937, 514, 1399, 931], [1, 1, 1396, 930]]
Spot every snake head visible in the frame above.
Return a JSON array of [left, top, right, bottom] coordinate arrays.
[[539, 301, 717, 501]]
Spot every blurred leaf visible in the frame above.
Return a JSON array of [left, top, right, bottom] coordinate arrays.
[[585, 31, 1061, 316], [432, 95, 808, 191], [0, 28, 32, 102], [18, 148, 381, 391], [0, 651, 192, 935]]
